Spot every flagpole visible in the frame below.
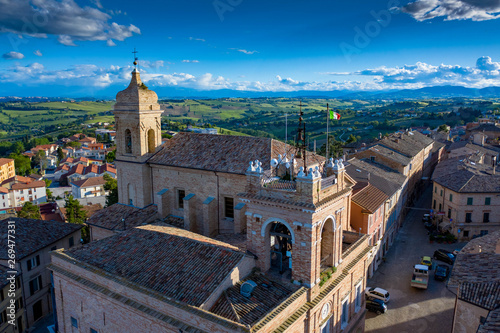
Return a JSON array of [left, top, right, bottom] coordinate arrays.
[[326, 103, 329, 160]]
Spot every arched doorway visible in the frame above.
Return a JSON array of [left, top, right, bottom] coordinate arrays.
[[266, 221, 293, 275], [125, 129, 132, 154], [320, 217, 336, 269], [147, 129, 155, 153]]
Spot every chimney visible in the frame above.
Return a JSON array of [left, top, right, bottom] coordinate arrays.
[[367, 173, 371, 181]]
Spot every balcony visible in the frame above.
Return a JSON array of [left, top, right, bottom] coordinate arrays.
[[261, 177, 296, 191]]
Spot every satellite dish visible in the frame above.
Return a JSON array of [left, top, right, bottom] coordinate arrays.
[[271, 159, 279, 167]]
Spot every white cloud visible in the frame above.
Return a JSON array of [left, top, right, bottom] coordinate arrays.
[[182, 60, 199, 63], [3, 57, 500, 92], [34, 50, 43, 57], [230, 48, 258, 55], [2, 51, 24, 59], [402, 0, 500, 21], [0, 0, 140, 46], [106, 39, 116, 47], [188, 37, 206, 42]]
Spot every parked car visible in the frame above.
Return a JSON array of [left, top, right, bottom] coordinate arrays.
[[434, 264, 450, 281], [421, 256, 433, 268], [365, 287, 390, 303], [422, 214, 431, 223], [366, 298, 387, 315], [433, 249, 455, 265]]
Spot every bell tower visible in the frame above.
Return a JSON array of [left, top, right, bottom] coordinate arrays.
[[113, 53, 163, 207]]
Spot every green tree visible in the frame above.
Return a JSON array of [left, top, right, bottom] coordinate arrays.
[[65, 195, 89, 243], [46, 188, 53, 201], [346, 134, 357, 143], [105, 149, 116, 163], [103, 174, 118, 207], [17, 202, 41, 219], [56, 147, 64, 163], [438, 124, 449, 133], [12, 141, 25, 154], [319, 136, 344, 158], [8, 153, 32, 176]]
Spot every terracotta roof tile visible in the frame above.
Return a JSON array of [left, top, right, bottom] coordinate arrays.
[[0, 158, 13, 166], [71, 176, 106, 188], [459, 282, 500, 310], [352, 183, 388, 213], [477, 307, 500, 333], [86, 203, 158, 231], [65, 222, 247, 307], [0, 217, 82, 260], [11, 180, 45, 190], [149, 132, 324, 174]]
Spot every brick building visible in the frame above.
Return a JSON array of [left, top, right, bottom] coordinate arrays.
[[0, 265, 26, 333], [50, 68, 372, 333], [432, 158, 500, 241]]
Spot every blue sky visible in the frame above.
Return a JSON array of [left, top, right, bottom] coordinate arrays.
[[1, 0, 500, 96]]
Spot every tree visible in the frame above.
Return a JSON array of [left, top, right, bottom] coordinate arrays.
[[319, 136, 344, 158], [346, 134, 357, 143], [44, 178, 52, 187], [105, 149, 116, 163], [438, 124, 449, 133], [8, 153, 32, 176], [12, 141, 25, 154], [65, 195, 89, 243], [103, 174, 118, 207], [17, 202, 41, 219], [56, 147, 64, 163]]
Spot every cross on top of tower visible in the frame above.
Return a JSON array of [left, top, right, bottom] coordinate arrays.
[[132, 48, 139, 69]]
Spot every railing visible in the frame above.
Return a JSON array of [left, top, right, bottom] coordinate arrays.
[[261, 177, 297, 191], [321, 175, 337, 189]]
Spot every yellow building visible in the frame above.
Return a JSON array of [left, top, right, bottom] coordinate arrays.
[[0, 159, 15, 183]]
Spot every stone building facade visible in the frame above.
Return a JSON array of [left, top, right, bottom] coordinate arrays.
[[50, 69, 371, 333]]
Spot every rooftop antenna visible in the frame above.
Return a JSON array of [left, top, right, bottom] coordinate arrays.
[[132, 48, 139, 71], [295, 100, 307, 174]]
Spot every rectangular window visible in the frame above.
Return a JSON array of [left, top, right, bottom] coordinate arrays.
[[467, 197, 473, 205], [0, 289, 3, 301], [224, 197, 234, 219], [434, 186, 437, 193], [433, 200, 436, 209], [341, 296, 349, 328], [483, 213, 490, 223], [449, 194, 453, 202], [439, 203, 442, 211], [370, 156, 375, 162], [480, 230, 489, 236], [440, 189, 443, 196], [90, 329, 98, 333], [27, 255, 41, 271], [355, 282, 362, 312], [71, 317, 78, 328], [463, 230, 469, 238], [29, 275, 43, 296], [69, 236, 74, 248], [178, 189, 185, 209], [465, 213, 472, 223], [448, 208, 451, 219], [485, 197, 491, 205]]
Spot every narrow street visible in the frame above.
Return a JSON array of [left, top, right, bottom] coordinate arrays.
[[365, 186, 466, 333]]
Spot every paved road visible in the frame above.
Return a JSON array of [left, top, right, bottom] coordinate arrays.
[[365, 186, 466, 333]]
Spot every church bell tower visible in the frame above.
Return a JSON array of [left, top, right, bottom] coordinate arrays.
[[113, 53, 163, 207]]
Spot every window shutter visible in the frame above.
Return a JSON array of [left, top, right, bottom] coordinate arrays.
[[36, 255, 40, 266], [29, 280, 34, 295], [27, 260, 32, 271]]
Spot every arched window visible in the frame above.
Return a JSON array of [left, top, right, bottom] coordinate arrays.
[[147, 129, 155, 153], [128, 183, 135, 206], [320, 217, 336, 268], [267, 221, 293, 275], [125, 129, 132, 154]]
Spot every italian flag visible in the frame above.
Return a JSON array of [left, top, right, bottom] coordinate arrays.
[[329, 110, 341, 120]]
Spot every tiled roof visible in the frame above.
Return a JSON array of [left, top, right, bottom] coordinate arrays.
[[60, 157, 74, 164], [29, 174, 43, 180], [0, 158, 13, 166], [459, 281, 500, 310], [468, 123, 500, 133], [449, 231, 500, 287], [0, 217, 82, 260], [86, 203, 158, 231], [79, 137, 97, 142], [99, 163, 116, 174], [477, 307, 500, 333], [379, 131, 432, 158], [71, 176, 106, 188], [65, 223, 247, 307], [75, 157, 89, 163], [0, 264, 19, 288], [1, 175, 33, 186], [55, 164, 70, 172], [148, 132, 324, 175], [11, 180, 45, 190], [432, 158, 500, 193], [60, 203, 102, 220], [366, 145, 411, 166], [210, 273, 298, 326], [0, 187, 8, 194], [352, 183, 388, 213], [345, 158, 406, 198]]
